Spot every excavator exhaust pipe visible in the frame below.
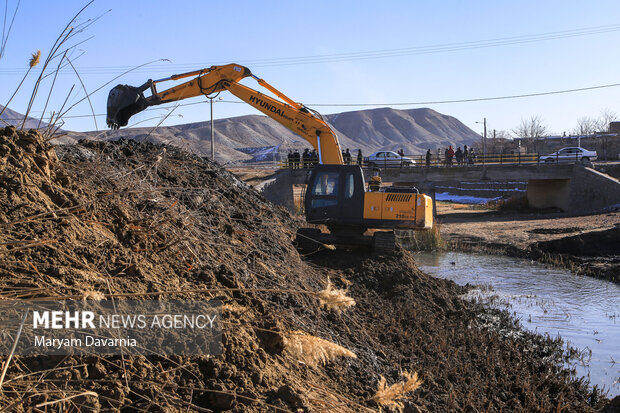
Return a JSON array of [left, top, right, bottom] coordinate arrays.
[[106, 84, 149, 129]]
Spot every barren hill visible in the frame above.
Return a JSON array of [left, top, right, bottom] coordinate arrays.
[[325, 107, 480, 153], [54, 106, 478, 163], [0, 104, 47, 129]]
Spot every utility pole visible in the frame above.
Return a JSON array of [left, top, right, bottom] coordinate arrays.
[[476, 118, 487, 163], [210, 97, 215, 161], [483, 117, 487, 161]]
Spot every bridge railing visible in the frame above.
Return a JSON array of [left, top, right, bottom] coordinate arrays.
[[278, 152, 544, 169]]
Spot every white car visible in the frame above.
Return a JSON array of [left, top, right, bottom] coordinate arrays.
[[539, 147, 597, 163], [365, 151, 415, 168]]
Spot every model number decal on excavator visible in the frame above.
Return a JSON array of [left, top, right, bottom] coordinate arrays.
[[249, 95, 291, 120]]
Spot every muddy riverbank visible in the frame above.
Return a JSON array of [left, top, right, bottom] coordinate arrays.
[[437, 204, 620, 283]]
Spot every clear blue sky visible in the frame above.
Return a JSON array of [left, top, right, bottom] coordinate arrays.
[[2, 0, 620, 137]]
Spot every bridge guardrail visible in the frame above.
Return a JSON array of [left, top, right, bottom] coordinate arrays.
[[278, 153, 555, 169]]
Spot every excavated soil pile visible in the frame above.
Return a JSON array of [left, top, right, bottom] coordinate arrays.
[[0, 126, 613, 412]]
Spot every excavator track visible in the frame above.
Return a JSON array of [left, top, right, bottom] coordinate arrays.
[[372, 231, 396, 254]]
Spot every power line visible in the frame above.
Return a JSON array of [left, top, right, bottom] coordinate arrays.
[[3, 81, 620, 121], [1, 23, 620, 75], [307, 82, 620, 107]]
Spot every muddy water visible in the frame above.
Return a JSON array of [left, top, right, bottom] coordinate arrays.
[[415, 251, 620, 397]]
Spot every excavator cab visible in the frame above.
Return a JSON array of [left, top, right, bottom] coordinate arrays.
[[304, 165, 366, 226], [106, 84, 150, 129], [297, 164, 433, 253]]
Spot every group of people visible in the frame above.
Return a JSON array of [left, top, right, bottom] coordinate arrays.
[[439, 145, 476, 166], [288, 145, 476, 168], [287, 148, 363, 168], [341, 148, 364, 165], [286, 149, 318, 168]]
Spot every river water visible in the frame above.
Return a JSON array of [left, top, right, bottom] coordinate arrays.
[[414, 251, 620, 397]]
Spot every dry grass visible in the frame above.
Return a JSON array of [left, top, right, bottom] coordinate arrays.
[[82, 290, 104, 301], [283, 331, 356, 367], [397, 224, 444, 251], [317, 278, 355, 312], [486, 194, 529, 211], [372, 371, 422, 411]]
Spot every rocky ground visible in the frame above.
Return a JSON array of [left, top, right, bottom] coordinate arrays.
[[437, 203, 620, 283], [0, 127, 616, 411]]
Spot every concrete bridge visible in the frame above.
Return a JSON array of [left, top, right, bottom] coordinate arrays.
[[263, 163, 620, 214]]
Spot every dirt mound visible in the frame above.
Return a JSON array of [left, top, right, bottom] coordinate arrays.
[[0, 127, 611, 411]]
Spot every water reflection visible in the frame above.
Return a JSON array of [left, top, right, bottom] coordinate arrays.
[[415, 251, 620, 397]]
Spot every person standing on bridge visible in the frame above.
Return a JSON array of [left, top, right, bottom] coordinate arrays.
[[455, 147, 463, 166], [357, 149, 363, 166], [344, 148, 352, 165], [446, 146, 454, 166], [426, 149, 432, 167]]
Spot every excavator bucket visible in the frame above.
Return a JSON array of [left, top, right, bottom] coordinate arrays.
[[106, 84, 149, 129]]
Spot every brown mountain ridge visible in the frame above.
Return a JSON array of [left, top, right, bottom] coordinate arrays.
[[16, 106, 480, 164]]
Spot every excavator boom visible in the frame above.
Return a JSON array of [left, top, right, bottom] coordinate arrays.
[[106, 62, 433, 252], [106, 64, 343, 164]]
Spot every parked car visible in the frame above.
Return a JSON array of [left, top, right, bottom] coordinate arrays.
[[365, 151, 416, 167], [539, 147, 597, 163]]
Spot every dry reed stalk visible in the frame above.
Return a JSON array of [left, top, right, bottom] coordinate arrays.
[[305, 382, 375, 413], [0, 50, 40, 126], [0, 1, 20, 61], [22, 286, 321, 301], [317, 278, 355, 312], [82, 290, 104, 301], [283, 331, 356, 367], [0, 309, 29, 391], [372, 371, 422, 411], [35, 391, 98, 408], [21, 1, 98, 130]]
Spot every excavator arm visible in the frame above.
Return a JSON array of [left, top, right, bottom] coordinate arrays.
[[106, 63, 343, 164]]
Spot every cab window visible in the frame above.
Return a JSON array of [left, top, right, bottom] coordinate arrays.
[[312, 172, 339, 196], [344, 173, 355, 199]]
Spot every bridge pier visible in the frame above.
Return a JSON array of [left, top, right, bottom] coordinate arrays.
[[527, 179, 570, 210]]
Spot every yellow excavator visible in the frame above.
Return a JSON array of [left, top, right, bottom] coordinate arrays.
[[106, 63, 433, 252]]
